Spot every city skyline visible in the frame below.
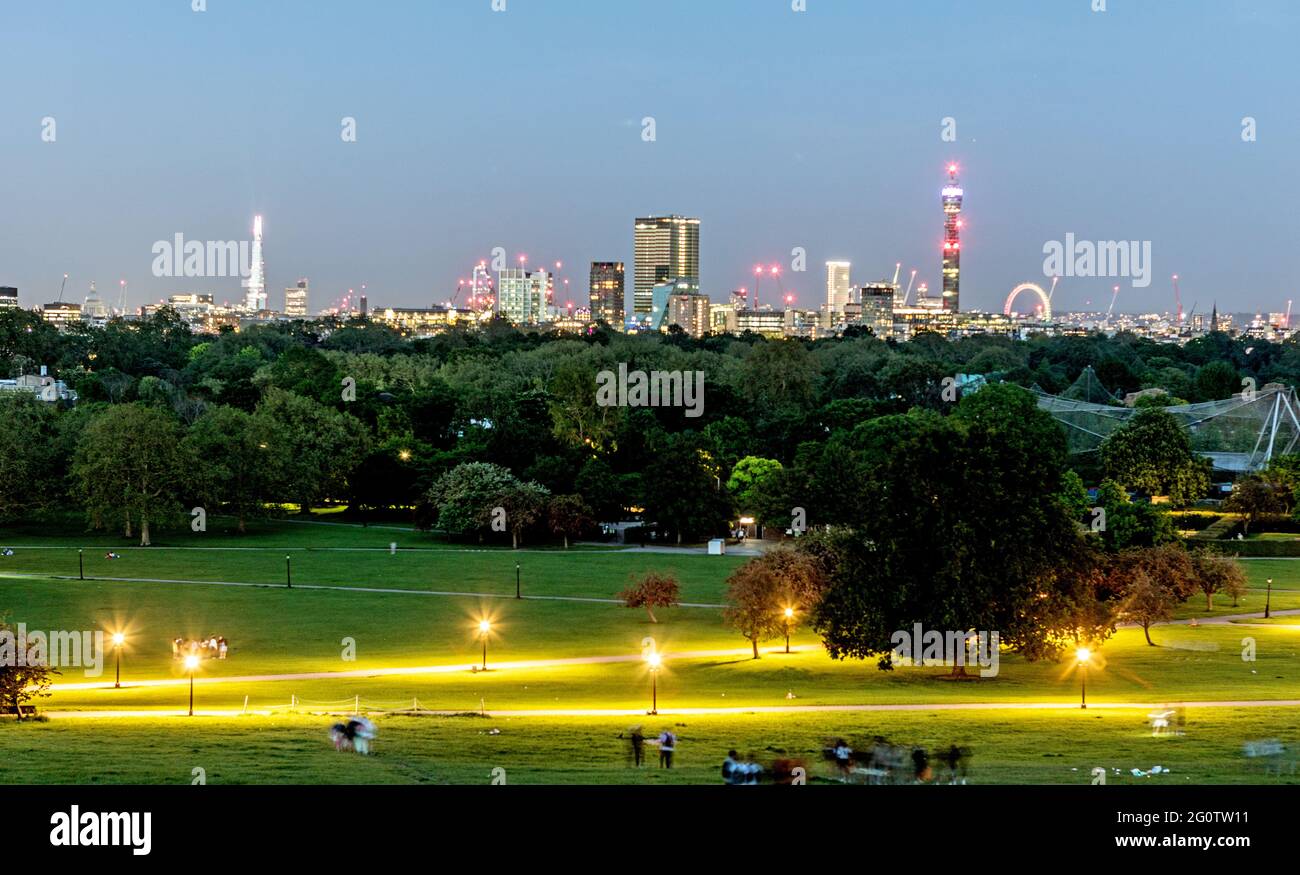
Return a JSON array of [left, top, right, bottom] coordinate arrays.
[[1, 0, 1295, 315]]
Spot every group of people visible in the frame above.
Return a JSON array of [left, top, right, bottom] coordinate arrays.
[[824, 737, 973, 785], [329, 717, 377, 755], [172, 636, 229, 660], [0, 548, 14, 557], [624, 726, 678, 768]]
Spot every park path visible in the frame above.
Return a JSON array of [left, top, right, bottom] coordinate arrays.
[[40, 698, 1300, 720], [48, 644, 821, 691]]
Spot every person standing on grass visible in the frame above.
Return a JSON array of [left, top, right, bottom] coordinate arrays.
[[656, 729, 676, 769], [628, 726, 646, 767]]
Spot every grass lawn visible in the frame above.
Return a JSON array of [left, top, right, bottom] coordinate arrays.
[[2, 709, 1297, 785], [3, 518, 1300, 784]]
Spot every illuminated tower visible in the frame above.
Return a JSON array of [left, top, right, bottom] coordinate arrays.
[[941, 164, 963, 312], [634, 215, 699, 317], [243, 215, 267, 311]]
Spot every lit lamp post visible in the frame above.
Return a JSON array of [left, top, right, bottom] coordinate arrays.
[[1076, 647, 1092, 710], [112, 632, 125, 688], [516, 563, 521, 600], [184, 654, 199, 717], [286, 555, 292, 589], [478, 619, 491, 671], [783, 607, 795, 654], [646, 652, 662, 715], [79, 549, 84, 580], [1265, 578, 1273, 619]]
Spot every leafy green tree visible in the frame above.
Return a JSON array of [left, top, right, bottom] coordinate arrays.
[[73, 404, 187, 545], [1195, 360, 1241, 402], [641, 435, 732, 544], [1191, 553, 1248, 612], [1224, 474, 1288, 534], [184, 406, 282, 533], [1101, 409, 1210, 506], [253, 389, 370, 514], [422, 462, 518, 538], [547, 494, 594, 549], [811, 384, 1090, 668], [725, 456, 785, 524], [0, 395, 62, 523], [495, 480, 550, 549]]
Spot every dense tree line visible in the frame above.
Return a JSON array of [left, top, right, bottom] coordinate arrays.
[[1, 306, 1294, 546]]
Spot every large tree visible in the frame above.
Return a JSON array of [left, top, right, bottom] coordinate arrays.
[[811, 383, 1091, 669], [253, 388, 369, 514], [73, 403, 187, 545], [1101, 409, 1210, 506], [183, 405, 283, 533], [724, 547, 827, 658]]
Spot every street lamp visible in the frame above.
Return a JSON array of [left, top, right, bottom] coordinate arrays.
[[79, 549, 84, 580], [1076, 647, 1092, 710], [184, 654, 200, 716], [783, 607, 795, 654], [286, 555, 292, 589], [112, 632, 125, 688], [478, 619, 491, 671], [1265, 578, 1273, 619], [646, 652, 662, 715], [515, 563, 521, 600]]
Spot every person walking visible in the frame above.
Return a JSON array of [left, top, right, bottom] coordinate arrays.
[[657, 729, 676, 769]]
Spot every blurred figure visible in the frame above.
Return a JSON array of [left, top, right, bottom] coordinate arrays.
[[722, 749, 740, 785], [911, 747, 931, 783], [627, 725, 646, 767], [350, 717, 377, 755], [829, 738, 853, 782]]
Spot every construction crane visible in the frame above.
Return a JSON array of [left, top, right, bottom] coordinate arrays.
[[56, 273, 68, 302], [1172, 274, 1183, 324], [891, 262, 901, 288], [1286, 299, 1293, 331], [1047, 276, 1059, 305], [1107, 285, 1120, 321], [117, 280, 127, 316], [903, 269, 918, 304]]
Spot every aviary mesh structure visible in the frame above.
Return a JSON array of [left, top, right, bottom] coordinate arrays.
[[1035, 376, 1300, 473]]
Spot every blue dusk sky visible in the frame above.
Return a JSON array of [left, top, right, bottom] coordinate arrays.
[[0, 0, 1294, 316]]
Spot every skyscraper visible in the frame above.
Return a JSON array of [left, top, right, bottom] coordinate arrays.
[[0, 287, 17, 310], [497, 268, 550, 324], [243, 214, 267, 311], [285, 279, 309, 318], [589, 261, 625, 328], [634, 215, 699, 316], [826, 261, 851, 315], [941, 165, 963, 312]]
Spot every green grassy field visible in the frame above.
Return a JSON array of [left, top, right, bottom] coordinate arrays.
[[2, 710, 1297, 785], [2, 517, 1299, 784]]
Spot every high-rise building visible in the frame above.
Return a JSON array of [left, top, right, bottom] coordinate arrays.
[[0, 287, 18, 309], [860, 282, 896, 338], [634, 215, 699, 315], [285, 279, 309, 318], [497, 268, 551, 324], [589, 261, 625, 328], [243, 215, 267, 311], [826, 261, 852, 315], [941, 165, 963, 312]]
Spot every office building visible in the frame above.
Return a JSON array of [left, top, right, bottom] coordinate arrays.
[[589, 261, 625, 328], [634, 215, 699, 315]]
